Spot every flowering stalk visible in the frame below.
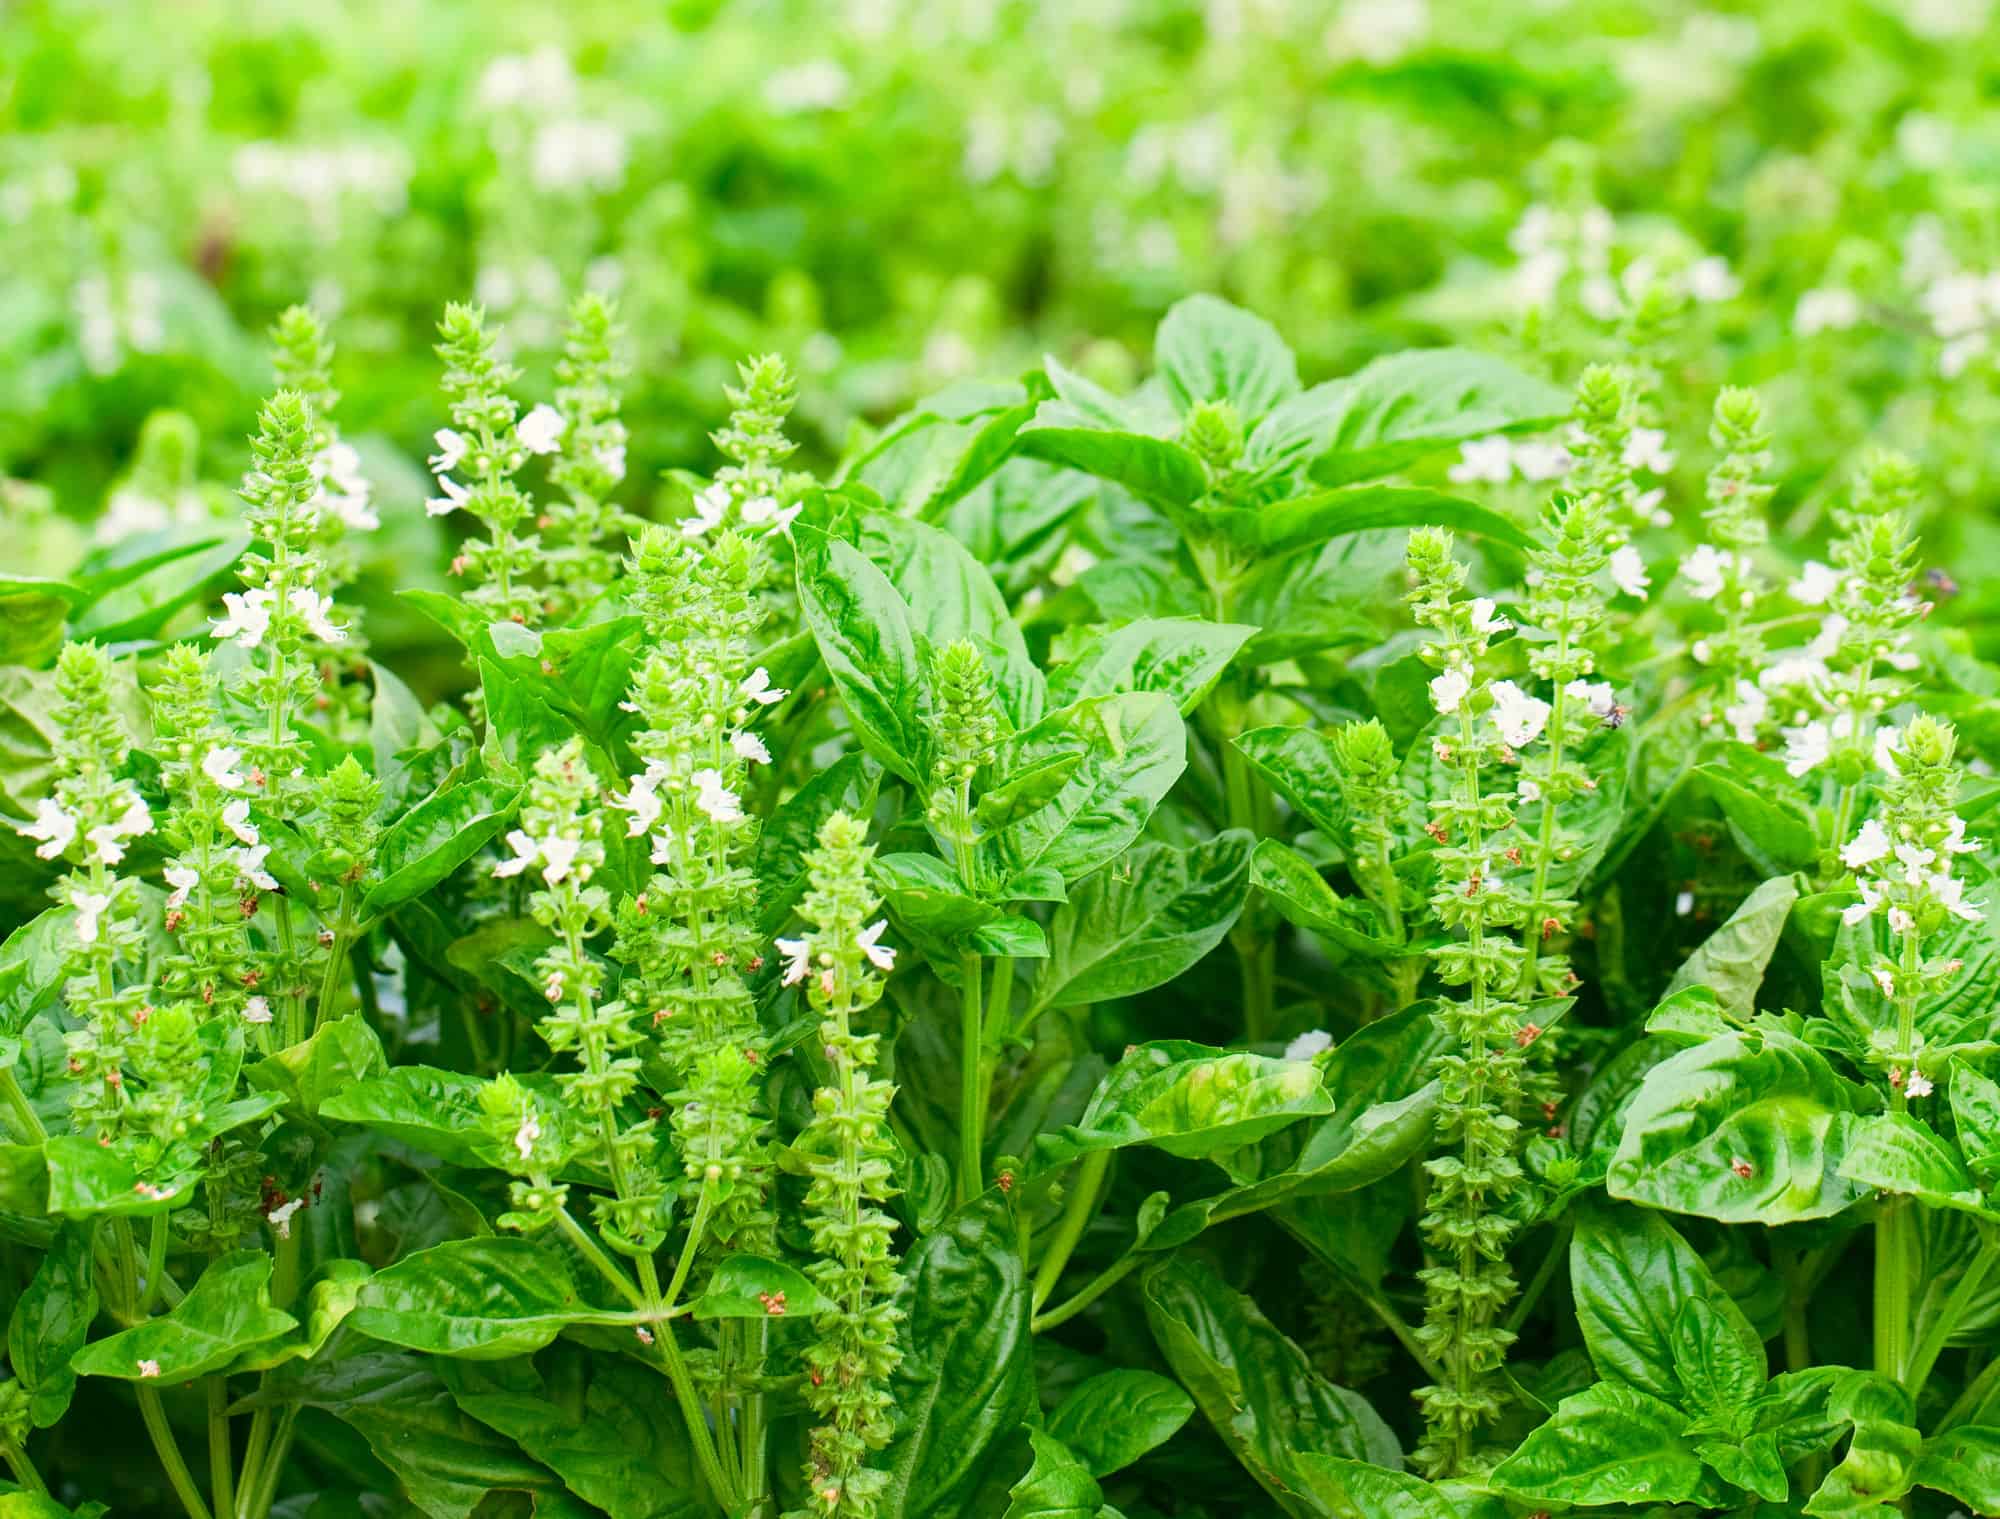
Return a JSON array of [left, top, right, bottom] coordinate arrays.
[[427, 303, 563, 623], [1686, 387, 1774, 737], [151, 645, 259, 1029], [787, 812, 903, 1519], [1405, 528, 1533, 1477], [1330, 719, 1421, 1005], [1835, 716, 1983, 1384], [215, 388, 349, 1044], [18, 644, 153, 1141], [544, 293, 635, 617], [301, 757, 383, 1032], [681, 354, 802, 540]]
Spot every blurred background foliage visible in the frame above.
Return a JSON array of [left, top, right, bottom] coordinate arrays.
[[8, 0, 2000, 653]]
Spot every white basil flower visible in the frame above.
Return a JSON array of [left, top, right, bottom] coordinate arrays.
[[213, 588, 275, 647], [516, 403, 564, 456], [20, 799, 77, 860], [1488, 680, 1551, 748]]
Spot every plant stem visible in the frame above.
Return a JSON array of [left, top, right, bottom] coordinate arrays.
[[139, 1211, 170, 1317], [1937, 1351, 2000, 1434], [1904, 1236, 2000, 1396], [311, 886, 359, 1034], [1875, 1199, 1913, 1384], [1032, 1251, 1142, 1334], [138, 1382, 213, 1519], [207, 1376, 235, 1519], [1, 1435, 46, 1495], [1503, 1218, 1573, 1336], [243, 1404, 297, 1519], [1032, 1151, 1109, 1312], [0, 1068, 45, 1143], [957, 952, 985, 1204]]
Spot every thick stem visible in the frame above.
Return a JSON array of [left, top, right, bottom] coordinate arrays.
[[957, 953, 985, 1204], [0, 1067, 45, 1143], [137, 1386, 213, 1519], [1032, 1151, 1110, 1313], [1875, 1199, 1913, 1384], [207, 1377, 235, 1519], [1032, 1252, 1143, 1334], [310, 887, 359, 1034], [1, 1436, 46, 1495]]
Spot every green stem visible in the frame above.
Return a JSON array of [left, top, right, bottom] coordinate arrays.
[[1937, 1352, 2000, 1434], [1, 1435, 46, 1495], [311, 888, 360, 1034], [0, 1068, 44, 1143], [553, 1207, 644, 1310], [1032, 1251, 1143, 1334], [139, 1211, 170, 1318], [243, 1403, 297, 1519], [1356, 1282, 1446, 1385], [1503, 1219, 1573, 1336], [1905, 1235, 2000, 1396], [207, 1376, 235, 1519], [1875, 1199, 1913, 1383], [957, 952, 985, 1204], [137, 1386, 213, 1519], [1032, 1151, 1110, 1313]]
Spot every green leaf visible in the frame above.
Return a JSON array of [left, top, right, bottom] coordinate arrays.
[[1233, 727, 1345, 838], [755, 752, 883, 934], [1251, 838, 1420, 962], [1608, 1028, 1871, 1225], [854, 513, 1045, 729], [690, 1255, 829, 1320], [321, 1066, 521, 1168], [981, 693, 1187, 887], [1912, 1425, 2000, 1513], [1047, 618, 1256, 716], [7, 1220, 96, 1426], [977, 752, 1088, 835], [1144, 1257, 1399, 1516], [1490, 1383, 1706, 1506], [0, 582, 71, 668], [1155, 294, 1300, 419], [1290, 347, 1570, 486], [1698, 1432, 1790, 1504], [1805, 1372, 1920, 1516], [364, 773, 523, 917], [1015, 411, 1208, 515], [1056, 1041, 1332, 1164], [350, 1237, 598, 1359], [1663, 875, 1800, 1017], [1210, 485, 1533, 558], [1043, 1369, 1194, 1478], [1030, 832, 1252, 1014], [1571, 1203, 1765, 1405], [874, 1197, 1035, 1519], [1695, 759, 1820, 876], [1839, 1112, 1991, 1216], [1292, 1455, 1459, 1519], [1671, 1295, 1768, 1415], [455, 1359, 702, 1519], [247, 1014, 389, 1117], [227, 1259, 372, 1373], [1645, 985, 1736, 1045], [795, 524, 934, 786], [73, 531, 248, 643], [72, 1251, 296, 1382], [1950, 1060, 2000, 1180], [1002, 1428, 1105, 1519]]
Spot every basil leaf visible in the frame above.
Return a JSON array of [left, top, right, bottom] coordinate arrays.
[[1292, 1454, 1458, 1519], [1608, 1028, 1871, 1225], [1662, 874, 1799, 1017], [1048, 617, 1256, 716], [1042, 1369, 1194, 1478], [72, 1250, 296, 1382], [1052, 1041, 1332, 1164], [1490, 1383, 1706, 1506], [1030, 831, 1252, 1014], [1155, 294, 1300, 420], [795, 523, 934, 786], [350, 1237, 601, 1359], [1144, 1256, 1399, 1516], [1839, 1111, 1990, 1216], [1001, 1428, 1104, 1519], [1912, 1425, 2000, 1513], [7, 1220, 96, 1426]]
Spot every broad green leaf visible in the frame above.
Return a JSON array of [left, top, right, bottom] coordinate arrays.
[[1015, 412, 1208, 514], [1144, 1257, 1399, 1516], [364, 773, 523, 916], [1043, 1369, 1194, 1478], [321, 1066, 530, 1169], [7, 1220, 96, 1426], [690, 1255, 829, 1320], [1155, 294, 1300, 419], [1571, 1203, 1765, 1404], [226, 1259, 372, 1373], [1951, 1060, 2000, 1179], [455, 1359, 702, 1519], [1292, 1455, 1458, 1519], [1210, 485, 1533, 558], [1490, 1383, 1706, 1506], [0, 582, 71, 667], [977, 752, 1087, 835], [854, 513, 1045, 729], [1839, 1112, 1991, 1216], [1233, 726, 1345, 838], [1289, 347, 1570, 486], [1645, 985, 1736, 1045], [795, 524, 933, 785], [1002, 1428, 1105, 1519], [981, 693, 1187, 887], [1056, 1041, 1331, 1163], [1697, 1431, 1790, 1504], [72, 1251, 296, 1382], [1805, 1373, 1920, 1517], [1251, 838, 1419, 962], [1911, 1425, 2000, 1513], [1695, 758, 1819, 876], [874, 1197, 1035, 1519], [350, 1237, 599, 1359], [755, 752, 883, 934], [1047, 618, 1256, 716], [1608, 1028, 1870, 1225], [1671, 1296, 1767, 1415], [1030, 832, 1252, 1014], [248, 1014, 389, 1116], [0, 906, 78, 1035], [73, 531, 248, 643], [1663, 875, 1799, 1016]]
